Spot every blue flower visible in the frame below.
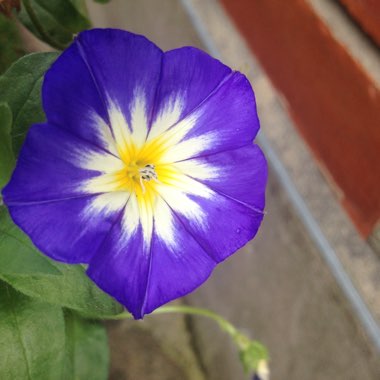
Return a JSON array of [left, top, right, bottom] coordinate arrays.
[[3, 29, 267, 318]]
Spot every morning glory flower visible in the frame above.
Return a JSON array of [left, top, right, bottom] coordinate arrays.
[[3, 29, 267, 318]]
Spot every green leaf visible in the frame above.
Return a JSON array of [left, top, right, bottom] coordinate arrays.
[[0, 281, 66, 380], [0, 103, 15, 189], [93, 0, 110, 3], [2, 261, 123, 318], [0, 52, 58, 153], [0, 207, 61, 276], [0, 13, 25, 74], [34, 0, 90, 32], [0, 205, 121, 317], [64, 310, 109, 380], [18, 0, 90, 47], [69, 0, 88, 18]]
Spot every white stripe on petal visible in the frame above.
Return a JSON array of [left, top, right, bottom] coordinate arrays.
[[83, 192, 129, 220], [121, 193, 153, 253], [130, 89, 149, 148], [158, 184, 208, 229], [154, 196, 177, 251], [174, 159, 221, 181], [159, 173, 213, 199], [161, 130, 219, 163], [160, 111, 200, 146], [89, 112, 119, 156], [80, 173, 121, 194], [79, 149, 124, 173], [107, 99, 132, 156], [121, 194, 140, 237], [137, 193, 154, 250], [149, 95, 184, 140], [77, 147, 125, 194]]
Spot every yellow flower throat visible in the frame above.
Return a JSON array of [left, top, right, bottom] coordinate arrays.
[[109, 135, 178, 203]]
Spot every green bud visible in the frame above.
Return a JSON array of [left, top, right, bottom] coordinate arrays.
[[238, 338, 269, 376]]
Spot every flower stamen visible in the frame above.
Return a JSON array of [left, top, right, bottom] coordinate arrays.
[[138, 164, 159, 194]]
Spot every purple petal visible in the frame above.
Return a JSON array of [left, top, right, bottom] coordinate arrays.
[[43, 29, 163, 149], [43, 40, 110, 150], [74, 29, 162, 129], [2, 122, 128, 263], [143, 199, 216, 315], [2, 123, 122, 203], [150, 46, 231, 128], [176, 144, 267, 211], [155, 72, 260, 163], [87, 203, 151, 318], [87, 197, 216, 318], [6, 194, 127, 263], [180, 71, 259, 155], [159, 180, 264, 263]]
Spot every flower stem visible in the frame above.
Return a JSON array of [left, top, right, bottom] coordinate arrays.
[[21, 0, 66, 50], [110, 305, 247, 343], [109, 304, 269, 376], [153, 304, 239, 337], [108, 305, 237, 336]]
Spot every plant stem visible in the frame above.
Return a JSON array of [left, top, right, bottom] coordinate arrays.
[[109, 304, 269, 375], [153, 304, 239, 337], [109, 304, 239, 339], [21, 0, 66, 50]]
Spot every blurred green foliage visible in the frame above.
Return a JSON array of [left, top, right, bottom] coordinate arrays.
[[0, 52, 58, 154], [18, 0, 91, 48], [0, 2, 117, 379], [0, 14, 25, 74]]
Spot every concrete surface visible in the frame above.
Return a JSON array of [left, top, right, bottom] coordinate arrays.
[[187, 174, 380, 380], [86, 0, 203, 51], [106, 301, 205, 380]]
